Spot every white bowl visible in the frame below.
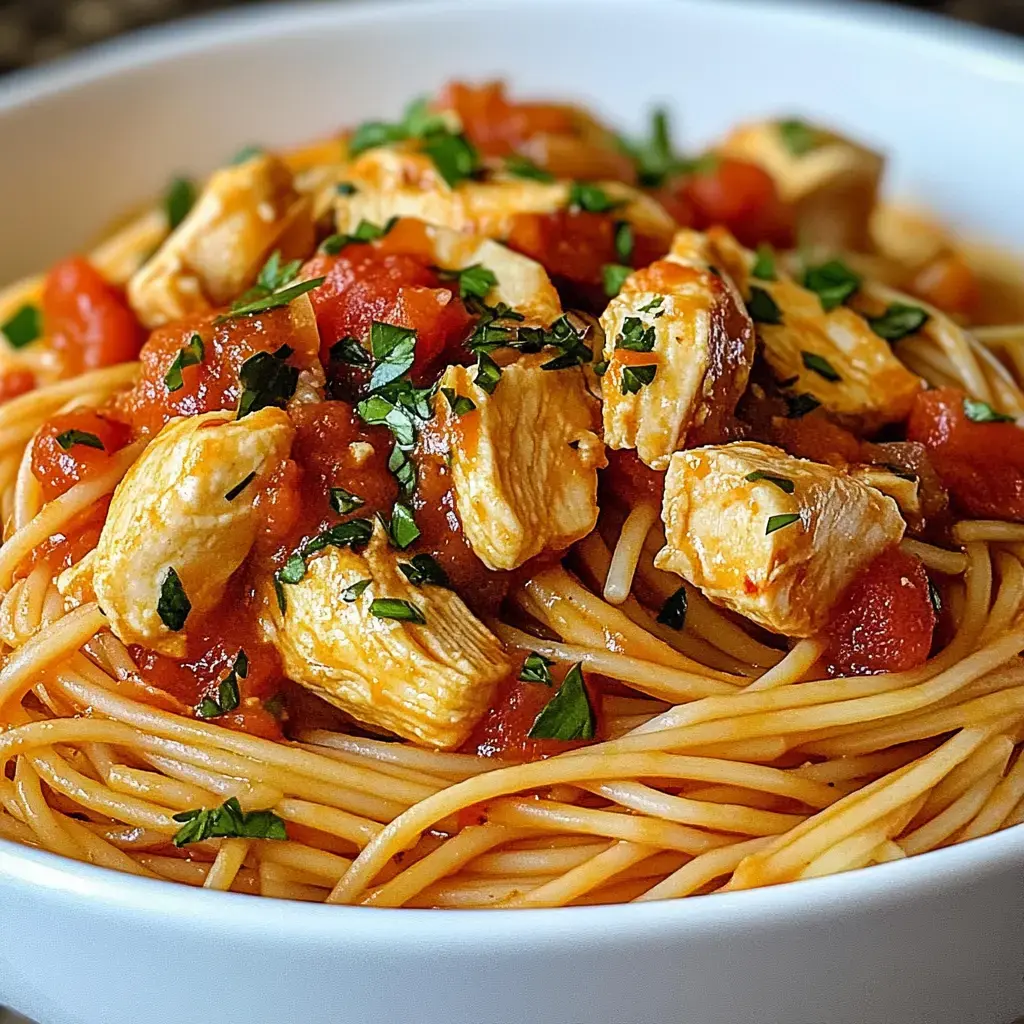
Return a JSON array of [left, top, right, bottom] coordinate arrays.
[[2, 3, 1024, 1022]]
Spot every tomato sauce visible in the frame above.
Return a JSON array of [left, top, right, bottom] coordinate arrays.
[[30, 409, 130, 502], [600, 448, 666, 508], [42, 257, 144, 374], [907, 387, 1024, 521], [910, 254, 980, 319], [825, 547, 935, 677], [0, 369, 36, 403], [17, 500, 110, 580]]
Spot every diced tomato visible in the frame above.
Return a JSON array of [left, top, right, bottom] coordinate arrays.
[[437, 80, 576, 158], [600, 448, 666, 507], [910, 254, 980, 319], [42, 257, 144, 374], [130, 576, 285, 738], [661, 158, 795, 249], [826, 547, 935, 677], [301, 244, 473, 391], [0, 369, 36, 403], [769, 410, 864, 467], [506, 209, 669, 303], [462, 661, 603, 761], [117, 305, 308, 436], [30, 409, 130, 502], [17, 500, 109, 578], [907, 387, 1024, 520]]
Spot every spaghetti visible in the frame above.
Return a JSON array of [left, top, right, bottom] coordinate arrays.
[[2, 82, 1024, 908]]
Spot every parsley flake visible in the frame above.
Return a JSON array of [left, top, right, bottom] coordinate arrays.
[[618, 108, 683, 187], [621, 364, 658, 395], [614, 221, 634, 263], [55, 429, 104, 452], [603, 263, 632, 297], [784, 392, 821, 419], [369, 321, 418, 390], [441, 387, 476, 417], [519, 651, 555, 686], [157, 567, 191, 632], [341, 579, 372, 603], [164, 332, 204, 392], [615, 317, 656, 352], [638, 296, 664, 313], [224, 471, 257, 502], [370, 598, 426, 625], [437, 263, 497, 301], [747, 286, 783, 325], [398, 553, 450, 588], [804, 260, 860, 312], [777, 119, 821, 157], [320, 217, 397, 255], [197, 650, 248, 719], [868, 303, 929, 342], [568, 182, 621, 214], [963, 398, 1016, 424], [329, 486, 365, 515], [422, 130, 481, 188], [216, 277, 324, 323], [329, 336, 372, 368], [528, 664, 595, 740], [172, 797, 287, 847], [657, 587, 688, 631], [745, 471, 796, 494], [1, 304, 41, 349], [751, 244, 777, 281], [474, 352, 502, 395], [765, 513, 803, 536], [237, 345, 299, 418], [801, 351, 841, 382], [380, 503, 420, 549], [229, 144, 264, 165], [504, 154, 555, 182], [164, 176, 196, 230], [277, 519, 374, 587]]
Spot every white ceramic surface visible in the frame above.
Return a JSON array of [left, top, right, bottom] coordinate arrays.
[[1, 2, 1024, 1022]]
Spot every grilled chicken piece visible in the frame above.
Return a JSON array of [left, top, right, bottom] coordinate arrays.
[[708, 228, 922, 433], [718, 119, 884, 251], [263, 526, 511, 749], [58, 409, 293, 657], [128, 154, 315, 328], [655, 441, 905, 637], [334, 143, 675, 241], [599, 229, 755, 469], [437, 352, 605, 571]]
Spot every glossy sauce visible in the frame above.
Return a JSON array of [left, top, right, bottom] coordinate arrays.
[[30, 409, 130, 502]]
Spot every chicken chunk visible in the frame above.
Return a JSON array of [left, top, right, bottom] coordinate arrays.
[[263, 526, 511, 749], [707, 228, 922, 433], [655, 441, 905, 636], [599, 229, 755, 469], [128, 154, 315, 329], [59, 409, 294, 657], [335, 144, 675, 242], [438, 352, 606, 571], [718, 119, 884, 251]]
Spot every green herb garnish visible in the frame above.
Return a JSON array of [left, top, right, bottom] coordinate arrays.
[[197, 650, 248, 719], [621, 364, 658, 395], [474, 351, 502, 395], [765, 513, 803, 536], [963, 398, 1016, 424], [157, 567, 190, 632], [747, 286, 783, 325], [329, 336, 373, 368], [370, 598, 426, 625], [657, 587, 688, 631], [164, 176, 197, 230], [237, 345, 299, 418], [441, 387, 476, 417], [398, 553, 449, 588], [172, 797, 287, 847], [504, 154, 554, 181], [437, 263, 497, 301], [519, 651, 555, 686], [751, 244, 777, 281], [801, 351, 841, 382], [224, 471, 257, 502], [528, 664, 595, 740], [55, 429, 103, 451], [804, 260, 860, 312], [341, 579, 372, 603], [603, 263, 632, 298], [868, 303, 929, 342], [164, 332, 204, 392], [745, 471, 796, 494], [320, 217, 398, 255], [777, 119, 821, 157], [615, 317, 656, 352], [329, 486, 364, 515], [369, 321, 418, 390], [380, 502, 420, 550], [1, 304, 41, 349], [568, 182, 621, 214]]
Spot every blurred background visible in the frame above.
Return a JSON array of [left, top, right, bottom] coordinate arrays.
[[0, 0, 1023, 77]]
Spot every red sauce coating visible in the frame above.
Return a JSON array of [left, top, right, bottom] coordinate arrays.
[[462, 660, 603, 761], [826, 547, 936, 677], [30, 409, 130, 502], [18, 500, 110, 579], [906, 386, 1024, 521], [0, 369, 36, 403], [658, 158, 795, 249], [600, 448, 666, 508], [910, 254, 980, 319], [42, 257, 144, 374]]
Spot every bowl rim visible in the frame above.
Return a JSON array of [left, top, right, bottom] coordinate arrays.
[[1, 0, 1023, 932]]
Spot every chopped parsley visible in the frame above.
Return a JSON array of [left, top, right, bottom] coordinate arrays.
[[437, 263, 497, 301], [527, 663, 595, 740], [614, 221, 634, 263], [621, 364, 658, 395], [504, 154, 555, 182], [765, 513, 803, 536], [868, 303, 929, 342], [801, 351, 841, 382], [369, 321, 417, 390], [465, 298, 526, 353], [329, 336, 373, 368], [567, 181, 621, 214], [777, 119, 821, 157], [215, 275, 324, 323], [55, 429, 104, 452], [320, 217, 398, 255], [389, 446, 416, 499], [237, 345, 299, 418], [784, 392, 821, 419], [615, 317, 656, 352], [474, 351, 502, 395], [421, 130, 481, 188], [229, 144, 264, 165], [224, 471, 257, 502], [963, 397, 1016, 424], [751, 244, 777, 281], [157, 567, 190, 632], [341, 579, 372, 603], [164, 176, 196, 230], [336, 181, 358, 196], [163, 332, 204, 392], [329, 486, 364, 515], [1, 304, 41, 348], [370, 598, 426, 625], [516, 314, 594, 371], [197, 650, 248, 719], [747, 286, 783, 325], [380, 502, 420, 549], [398, 553, 449, 588], [441, 387, 476, 417], [356, 378, 433, 447], [745, 471, 795, 494], [617, 108, 683, 187], [657, 587, 688, 631], [277, 519, 374, 587], [928, 577, 943, 616], [172, 797, 287, 847], [803, 260, 861, 312], [602, 263, 632, 297], [519, 651, 555, 686], [638, 296, 664, 313]]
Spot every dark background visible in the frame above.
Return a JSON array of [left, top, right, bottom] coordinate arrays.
[[0, 0, 1022, 77]]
